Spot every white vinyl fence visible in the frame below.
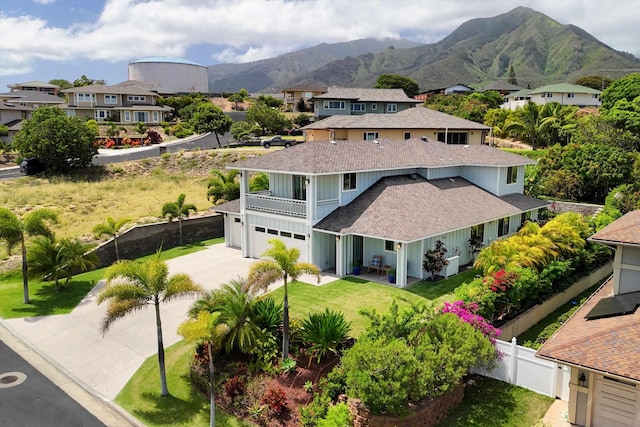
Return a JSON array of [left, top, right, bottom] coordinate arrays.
[[471, 337, 570, 400]]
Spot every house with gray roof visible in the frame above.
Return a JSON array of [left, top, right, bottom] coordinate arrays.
[[501, 83, 601, 110], [311, 87, 421, 119], [537, 210, 640, 427], [60, 81, 172, 123], [303, 106, 491, 145], [214, 138, 547, 287]]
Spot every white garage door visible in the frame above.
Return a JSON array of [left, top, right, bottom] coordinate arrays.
[[250, 226, 308, 261], [592, 376, 639, 427]]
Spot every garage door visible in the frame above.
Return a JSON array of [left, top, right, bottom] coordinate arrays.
[[250, 226, 308, 261], [592, 376, 639, 427]]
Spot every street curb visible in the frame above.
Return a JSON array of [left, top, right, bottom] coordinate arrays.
[[0, 318, 145, 427]]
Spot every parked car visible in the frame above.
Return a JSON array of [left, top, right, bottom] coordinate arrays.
[[260, 135, 297, 149], [19, 158, 45, 175], [287, 128, 304, 136]]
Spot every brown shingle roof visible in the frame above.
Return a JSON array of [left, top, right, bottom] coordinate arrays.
[[303, 106, 490, 131], [212, 199, 240, 214], [231, 138, 536, 175], [282, 82, 327, 92], [589, 210, 640, 246], [536, 278, 640, 382], [312, 87, 421, 103], [62, 84, 158, 96], [0, 90, 64, 104], [313, 175, 546, 242]]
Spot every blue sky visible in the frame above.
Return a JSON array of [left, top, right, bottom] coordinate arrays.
[[1, 0, 639, 89]]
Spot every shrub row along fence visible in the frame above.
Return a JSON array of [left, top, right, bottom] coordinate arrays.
[[91, 214, 224, 269]]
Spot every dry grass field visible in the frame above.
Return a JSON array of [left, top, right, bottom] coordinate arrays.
[[0, 148, 264, 270]]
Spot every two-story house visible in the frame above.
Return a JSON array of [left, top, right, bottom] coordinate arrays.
[[214, 138, 547, 288], [311, 87, 421, 119], [281, 82, 327, 112], [8, 80, 60, 96], [60, 81, 172, 123], [537, 211, 640, 427], [302, 106, 490, 145], [501, 83, 601, 110]]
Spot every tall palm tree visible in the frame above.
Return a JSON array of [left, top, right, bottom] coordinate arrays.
[[162, 193, 197, 246], [207, 169, 240, 205], [178, 311, 228, 427], [92, 217, 131, 261], [504, 101, 544, 149], [246, 238, 320, 360], [0, 207, 58, 303], [97, 255, 203, 396]]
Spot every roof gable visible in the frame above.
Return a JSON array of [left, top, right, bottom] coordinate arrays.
[[313, 87, 421, 103]]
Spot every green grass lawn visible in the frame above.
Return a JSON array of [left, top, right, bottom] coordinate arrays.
[[440, 375, 554, 427], [115, 340, 253, 427], [0, 238, 223, 319]]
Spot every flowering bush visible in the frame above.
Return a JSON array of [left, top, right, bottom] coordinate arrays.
[[441, 300, 501, 344], [105, 139, 116, 148], [484, 268, 518, 292]]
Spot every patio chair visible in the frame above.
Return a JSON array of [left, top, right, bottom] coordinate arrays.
[[367, 255, 383, 273]]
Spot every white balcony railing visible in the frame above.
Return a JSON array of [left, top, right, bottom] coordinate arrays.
[[246, 193, 306, 218]]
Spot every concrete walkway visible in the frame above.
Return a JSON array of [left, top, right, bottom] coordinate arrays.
[[4, 244, 336, 401], [542, 399, 571, 426]]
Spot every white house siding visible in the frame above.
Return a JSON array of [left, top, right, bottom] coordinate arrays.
[[529, 93, 601, 107], [617, 246, 640, 294], [226, 215, 242, 248], [340, 169, 412, 206], [407, 241, 423, 279], [425, 166, 463, 180], [314, 175, 340, 223], [496, 165, 525, 196], [269, 173, 294, 199], [312, 231, 336, 271], [363, 237, 397, 272], [462, 165, 500, 194]]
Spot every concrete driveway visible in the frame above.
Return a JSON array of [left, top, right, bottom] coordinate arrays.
[[4, 244, 335, 401]]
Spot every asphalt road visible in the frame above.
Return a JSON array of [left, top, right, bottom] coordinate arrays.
[[0, 340, 105, 427]]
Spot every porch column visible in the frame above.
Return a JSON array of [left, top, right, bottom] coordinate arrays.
[[335, 236, 344, 276], [397, 242, 408, 287], [306, 176, 315, 264], [240, 171, 250, 258]]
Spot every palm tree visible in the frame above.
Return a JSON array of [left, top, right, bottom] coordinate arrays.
[[207, 170, 240, 205], [504, 101, 545, 149], [0, 207, 58, 303], [58, 237, 99, 285], [178, 311, 228, 427], [162, 193, 197, 246], [97, 255, 203, 396], [246, 238, 320, 360], [249, 172, 269, 192], [92, 217, 131, 261]]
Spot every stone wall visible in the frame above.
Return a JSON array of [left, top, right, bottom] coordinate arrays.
[[348, 383, 464, 427], [91, 214, 224, 269]]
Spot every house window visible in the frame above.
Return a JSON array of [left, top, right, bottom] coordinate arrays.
[[134, 111, 149, 122], [94, 110, 108, 120], [363, 132, 379, 140], [521, 211, 532, 224], [498, 217, 510, 237], [371, 104, 377, 111], [280, 231, 292, 238], [76, 93, 95, 103], [350, 103, 366, 111], [386, 104, 397, 112], [65, 110, 76, 117], [437, 132, 468, 144], [104, 94, 117, 104], [293, 234, 305, 240], [471, 224, 484, 243], [384, 240, 396, 252], [507, 166, 518, 184], [292, 175, 306, 200], [404, 132, 411, 140], [255, 226, 265, 233], [303, 92, 313, 99], [152, 111, 159, 122], [234, 218, 241, 223], [267, 229, 278, 235], [592, 94, 599, 99], [545, 93, 553, 98], [124, 111, 131, 121], [567, 93, 575, 98], [127, 95, 146, 102], [324, 100, 345, 109], [343, 173, 356, 190]]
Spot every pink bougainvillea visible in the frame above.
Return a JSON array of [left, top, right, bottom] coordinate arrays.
[[442, 300, 501, 345]]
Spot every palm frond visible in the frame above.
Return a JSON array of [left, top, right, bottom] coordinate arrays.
[[163, 273, 203, 302], [101, 298, 150, 333]]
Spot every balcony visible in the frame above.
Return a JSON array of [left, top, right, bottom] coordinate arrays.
[[246, 192, 306, 218]]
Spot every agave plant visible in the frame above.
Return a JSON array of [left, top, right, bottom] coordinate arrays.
[[299, 309, 351, 365]]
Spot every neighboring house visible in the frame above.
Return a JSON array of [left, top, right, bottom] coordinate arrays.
[[311, 87, 421, 118], [281, 82, 327, 112], [476, 81, 524, 96], [302, 106, 490, 145], [0, 101, 31, 143], [0, 90, 65, 109], [415, 84, 475, 101], [60, 81, 172, 123], [501, 83, 601, 110], [214, 138, 547, 288], [537, 211, 640, 427], [7, 80, 59, 96]]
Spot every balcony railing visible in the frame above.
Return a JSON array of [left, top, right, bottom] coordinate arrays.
[[246, 192, 306, 218]]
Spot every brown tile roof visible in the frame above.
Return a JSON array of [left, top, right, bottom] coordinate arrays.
[[62, 84, 158, 96], [231, 138, 536, 175], [589, 210, 640, 246], [303, 106, 490, 131], [212, 199, 240, 214], [0, 90, 64, 104], [536, 278, 640, 382], [312, 87, 421, 103], [282, 82, 327, 92], [313, 175, 546, 242]]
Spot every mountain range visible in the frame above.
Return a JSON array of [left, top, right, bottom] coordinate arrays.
[[208, 7, 640, 93]]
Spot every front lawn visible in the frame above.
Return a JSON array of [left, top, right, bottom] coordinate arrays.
[[0, 238, 223, 319], [440, 375, 554, 427]]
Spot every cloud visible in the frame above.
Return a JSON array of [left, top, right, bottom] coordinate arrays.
[[33, 0, 57, 4], [1, 0, 639, 78]]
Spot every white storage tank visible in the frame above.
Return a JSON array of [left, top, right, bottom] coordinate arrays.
[[128, 57, 208, 94]]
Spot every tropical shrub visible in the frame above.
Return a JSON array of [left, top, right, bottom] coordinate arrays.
[[422, 239, 449, 280], [261, 386, 287, 415], [300, 309, 351, 364], [316, 402, 350, 427], [441, 300, 501, 344]]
